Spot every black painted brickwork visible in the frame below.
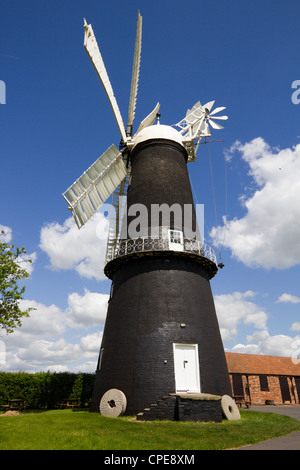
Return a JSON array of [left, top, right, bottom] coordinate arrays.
[[126, 139, 199, 237], [176, 397, 222, 422], [90, 256, 231, 415], [90, 138, 231, 415], [137, 395, 222, 423]]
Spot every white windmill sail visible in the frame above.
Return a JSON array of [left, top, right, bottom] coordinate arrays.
[[63, 144, 127, 228], [105, 175, 129, 265], [63, 12, 229, 240], [106, 12, 143, 258], [126, 11, 142, 137], [83, 19, 127, 144], [135, 102, 160, 135]]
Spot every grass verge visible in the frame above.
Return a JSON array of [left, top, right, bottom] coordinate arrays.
[[0, 409, 300, 450]]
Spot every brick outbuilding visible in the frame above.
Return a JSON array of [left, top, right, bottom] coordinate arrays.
[[225, 352, 300, 406]]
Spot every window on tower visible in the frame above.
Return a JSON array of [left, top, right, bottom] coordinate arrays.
[[97, 347, 104, 371], [169, 230, 182, 244], [109, 282, 114, 300], [168, 230, 184, 252]]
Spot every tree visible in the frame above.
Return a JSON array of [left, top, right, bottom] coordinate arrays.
[[0, 233, 35, 333]]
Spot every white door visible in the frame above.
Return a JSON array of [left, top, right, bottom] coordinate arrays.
[[173, 343, 201, 393]]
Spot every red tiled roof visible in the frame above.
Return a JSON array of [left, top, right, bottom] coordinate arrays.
[[225, 352, 300, 376]]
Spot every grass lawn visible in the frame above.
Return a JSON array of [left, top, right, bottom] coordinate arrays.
[[0, 409, 300, 450]]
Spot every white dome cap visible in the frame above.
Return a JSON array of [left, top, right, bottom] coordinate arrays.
[[132, 124, 184, 149]]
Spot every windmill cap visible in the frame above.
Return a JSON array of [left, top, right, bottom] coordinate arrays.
[[133, 124, 184, 149]]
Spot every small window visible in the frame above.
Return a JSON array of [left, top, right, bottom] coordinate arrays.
[[168, 230, 183, 251], [259, 375, 269, 391], [169, 230, 182, 244], [97, 347, 104, 371], [109, 282, 114, 300]]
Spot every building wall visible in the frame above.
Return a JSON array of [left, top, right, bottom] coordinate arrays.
[[229, 374, 300, 405], [91, 138, 231, 415], [91, 255, 232, 415]]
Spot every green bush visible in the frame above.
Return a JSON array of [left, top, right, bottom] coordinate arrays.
[[0, 372, 95, 409]]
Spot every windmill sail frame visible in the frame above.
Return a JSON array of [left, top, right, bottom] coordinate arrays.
[[63, 144, 127, 228], [127, 11, 142, 137], [63, 12, 228, 234], [83, 19, 127, 144]]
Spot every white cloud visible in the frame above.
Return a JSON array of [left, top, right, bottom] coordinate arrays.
[[210, 138, 300, 269], [0, 224, 12, 242], [80, 331, 103, 353], [230, 331, 300, 358], [47, 364, 70, 373], [216, 290, 300, 358], [17, 299, 66, 340], [72, 361, 97, 373], [2, 293, 106, 372], [3, 330, 101, 373], [66, 289, 109, 329], [2, 300, 67, 356], [39, 212, 109, 281], [16, 251, 37, 276], [230, 343, 260, 355], [0, 224, 37, 275], [277, 293, 300, 304], [215, 290, 268, 341], [17, 338, 80, 364]]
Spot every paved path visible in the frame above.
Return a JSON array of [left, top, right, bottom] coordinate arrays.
[[236, 405, 300, 450]]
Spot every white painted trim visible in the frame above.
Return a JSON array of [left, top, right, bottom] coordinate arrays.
[[168, 229, 184, 252]]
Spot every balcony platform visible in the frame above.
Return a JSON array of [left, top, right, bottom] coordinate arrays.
[[104, 236, 218, 279]]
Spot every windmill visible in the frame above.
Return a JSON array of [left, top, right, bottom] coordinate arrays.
[[63, 12, 232, 418]]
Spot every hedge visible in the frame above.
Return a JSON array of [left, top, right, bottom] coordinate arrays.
[[0, 372, 95, 409]]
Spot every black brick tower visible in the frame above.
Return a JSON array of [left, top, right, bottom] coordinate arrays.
[[90, 125, 231, 415]]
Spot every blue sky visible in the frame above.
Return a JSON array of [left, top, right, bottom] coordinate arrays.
[[1, 0, 300, 372]]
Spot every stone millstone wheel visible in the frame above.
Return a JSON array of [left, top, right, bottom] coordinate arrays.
[[221, 395, 241, 420], [99, 389, 127, 417]]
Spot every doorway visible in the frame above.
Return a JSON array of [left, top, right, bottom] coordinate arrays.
[[279, 376, 291, 403], [173, 343, 200, 393], [295, 377, 300, 403]]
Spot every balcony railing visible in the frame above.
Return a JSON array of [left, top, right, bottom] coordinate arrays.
[[105, 235, 217, 267]]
